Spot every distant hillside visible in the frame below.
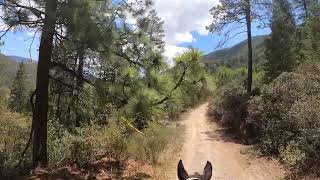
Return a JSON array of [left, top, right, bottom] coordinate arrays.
[[8, 55, 36, 63], [0, 54, 37, 97], [204, 35, 268, 70]]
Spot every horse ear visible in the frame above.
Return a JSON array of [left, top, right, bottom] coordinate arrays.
[[203, 161, 213, 180], [177, 160, 188, 180]]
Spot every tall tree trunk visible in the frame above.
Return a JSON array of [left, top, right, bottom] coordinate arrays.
[[32, 0, 58, 167], [245, 0, 253, 93], [75, 45, 85, 127], [302, 0, 308, 18]]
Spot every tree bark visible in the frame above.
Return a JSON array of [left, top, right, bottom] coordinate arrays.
[[302, 0, 308, 18], [75, 45, 85, 127], [245, 0, 253, 93], [32, 0, 58, 167]]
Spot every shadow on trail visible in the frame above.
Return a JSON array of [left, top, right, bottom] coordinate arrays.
[[202, 106, 243, 144], [202, 129, 242, 144]]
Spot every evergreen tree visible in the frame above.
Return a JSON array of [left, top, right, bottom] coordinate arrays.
[[302, 1, 320, 61], [264, 0, 297, 82], [8, 62, 29, 113], [207, 0, 269, 92]]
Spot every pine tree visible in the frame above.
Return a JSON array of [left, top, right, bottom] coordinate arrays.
[[302, 1, 320, 61], [264, 0, 297, 82], [8, 62, 29, 113], [207, 0, 269, 92]]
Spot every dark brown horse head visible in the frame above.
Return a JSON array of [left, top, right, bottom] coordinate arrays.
[[177, 160, 212, 180]]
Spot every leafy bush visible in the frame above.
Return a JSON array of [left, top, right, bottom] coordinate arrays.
[[48, 121, 129, 167], [279, 141, 306, 167], [87, 123, 129, 160], [0, 109, 183, 172], [47, 120, 73, 164], [0, 107, 31, 174], [70, 138, 94, 166], [212, 81, 249, 135], [247, 63, 320, 173]]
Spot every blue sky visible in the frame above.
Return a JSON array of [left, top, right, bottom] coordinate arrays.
[[178, 28, 270, 54], [0, 27, 270, 60], [1, 29, 40, 59], [0, 0, 270, 61]]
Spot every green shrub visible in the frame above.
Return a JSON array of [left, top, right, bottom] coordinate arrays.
[[279, 141, 306, 167], [70, 138, 94, 166], [48, 120, 73, 164], [88, 123, 129, 160], [47, 117, 182, 168], [212, 81, 249, 135], [0, 107, 31, 174], [48, 121, 129, 167], [247, 63, 320, 173]]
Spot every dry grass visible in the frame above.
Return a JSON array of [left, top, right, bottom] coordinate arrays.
[[152, 122, 185, 179]]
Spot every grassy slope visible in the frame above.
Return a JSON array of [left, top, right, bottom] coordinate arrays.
[[203, 35, 268, 69], [0, 54, 37, 96]]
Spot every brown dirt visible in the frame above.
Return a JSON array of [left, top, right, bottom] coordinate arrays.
[[166, 103, 286, 180], [14, 158, 154, 180]]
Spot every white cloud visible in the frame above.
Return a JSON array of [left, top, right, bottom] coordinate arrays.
[[153, 0, 219, 45], [125, 0, 218, 65], [164, 44, 187, 66], [174, 32, 194, 43]]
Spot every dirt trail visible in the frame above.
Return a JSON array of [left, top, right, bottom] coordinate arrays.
[[172, 103, 285, 180]]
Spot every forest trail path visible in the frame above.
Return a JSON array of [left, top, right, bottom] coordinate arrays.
[[168, 103, 285, 180]]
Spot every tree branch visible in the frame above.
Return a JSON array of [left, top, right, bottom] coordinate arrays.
[[0, 1, 45, 18], [152, 63, 188, 106], [50, 61, 95, 86], [48, 75, 73, 88], [217, 30, 247, 48]]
